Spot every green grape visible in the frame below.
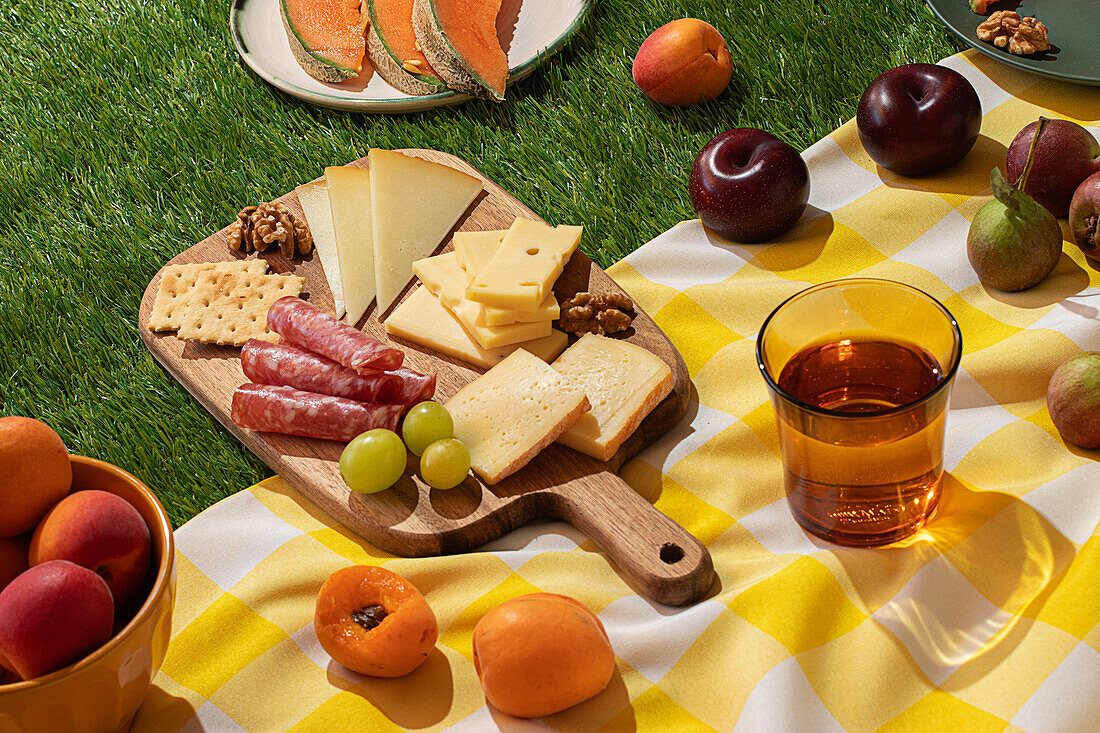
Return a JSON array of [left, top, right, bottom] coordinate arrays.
[[340, 429, 407, 494], [420, 439, 471, 490], [401, 401, 454, 456]]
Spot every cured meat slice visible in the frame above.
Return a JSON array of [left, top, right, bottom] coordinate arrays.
[[242, 339, 403, 404], [389, 367, 437, 407], [268, 296, 404, 373], [231, 383, 403, 441]]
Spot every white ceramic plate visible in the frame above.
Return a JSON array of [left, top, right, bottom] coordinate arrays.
[[230, 0, 593, 113]]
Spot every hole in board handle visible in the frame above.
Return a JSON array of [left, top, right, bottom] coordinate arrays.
[[659, 543, 684, 564]]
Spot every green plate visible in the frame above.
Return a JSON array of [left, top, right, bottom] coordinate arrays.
[[925, 0, 1100, 86]]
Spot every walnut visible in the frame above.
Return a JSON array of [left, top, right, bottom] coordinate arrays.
[[977, 11, 1050, 56], [558, 291, 635, 336], [226, 202, 313, 258]]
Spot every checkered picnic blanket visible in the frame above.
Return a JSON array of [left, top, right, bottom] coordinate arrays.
[[132, 50, 1100, 732]]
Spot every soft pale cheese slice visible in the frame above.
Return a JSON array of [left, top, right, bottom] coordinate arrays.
[[453, 230, 508, 283], [385, 286, 568, 370], [369, 149, 484, 316], [453, 230, 560, 326], [552, 334, 674, 462], [412, 253, 552, 348], [324, 166, 375, 325], [465, 218, 583, 312], [295, 180, 345, 319], [446, 349, 590, 485]]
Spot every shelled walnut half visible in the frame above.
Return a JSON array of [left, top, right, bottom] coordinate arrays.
[[227, 202, 314, 258], [558, 292, 635, 336], [977, 11, 1051, 56]]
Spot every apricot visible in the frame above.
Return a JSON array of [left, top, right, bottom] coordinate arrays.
[[0, 535, 30, 593], [30, 489, 152, 611], [0, 560, 114, 680], [0, 416, 72, 538], [314, 565, 437, 677], [632, 19, 733, 107], [472, 593, 615, 718]]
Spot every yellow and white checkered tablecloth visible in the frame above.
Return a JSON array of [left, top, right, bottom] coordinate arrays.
[[132, 50, 1100, 732]]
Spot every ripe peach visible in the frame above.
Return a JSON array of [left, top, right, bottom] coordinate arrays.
[[0, 416, 71, 538], [30, 490, 152, 611], [0, 535, 30, 593], [0, 560, 114, 680], [314, 565, 438, 677], [632, 19, 733, 107], [472, 593, 615, 718]]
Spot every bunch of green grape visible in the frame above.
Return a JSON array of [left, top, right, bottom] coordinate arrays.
[[339, 402, 471, 494]]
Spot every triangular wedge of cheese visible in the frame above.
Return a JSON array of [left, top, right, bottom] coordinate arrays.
[[369, 149, 483, 316], [295, 179, 345, 319], [324, 166, 376, 325]]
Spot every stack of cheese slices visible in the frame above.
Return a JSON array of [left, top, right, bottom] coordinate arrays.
[[385, 217, 579, 369], [295, 149, 484, 326]]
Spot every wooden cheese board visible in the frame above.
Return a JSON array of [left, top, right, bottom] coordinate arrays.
[[138, 150, 715, 606]]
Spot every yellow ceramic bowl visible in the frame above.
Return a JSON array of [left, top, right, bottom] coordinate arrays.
[[0, 456, 176, 733]]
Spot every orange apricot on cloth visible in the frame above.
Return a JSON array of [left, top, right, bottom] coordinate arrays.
[[472, 593, 616, 718], [0, 417, 72, 538], [314, 565, 438, 677]]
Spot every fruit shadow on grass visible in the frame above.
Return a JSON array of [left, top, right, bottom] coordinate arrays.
[[980, 251, 1090, 308], [326, 648, 455, 728], [874, 135, 1008, 199]]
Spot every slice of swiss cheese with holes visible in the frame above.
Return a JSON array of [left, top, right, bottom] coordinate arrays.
[[465, 218, 582, 312], [551, 334, 673, 462], [446, 349, 590, 484]]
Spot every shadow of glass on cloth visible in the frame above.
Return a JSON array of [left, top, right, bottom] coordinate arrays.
[[326, 648, 455, 728], [839, 473, 1076, 683], [875, 134, 1008, 199], [485, 666, 634, 732]]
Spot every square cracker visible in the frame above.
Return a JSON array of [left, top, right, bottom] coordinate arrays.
[[149, 260, 267, 332], [177, 270, 304, 346]]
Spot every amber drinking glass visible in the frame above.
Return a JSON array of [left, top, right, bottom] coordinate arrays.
[[756, 279, 962, 547]]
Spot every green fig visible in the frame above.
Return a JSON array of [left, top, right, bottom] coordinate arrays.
[[967, 117, 1063, 292]]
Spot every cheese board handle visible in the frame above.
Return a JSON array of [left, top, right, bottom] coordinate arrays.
[[554, 471, 715, 607]]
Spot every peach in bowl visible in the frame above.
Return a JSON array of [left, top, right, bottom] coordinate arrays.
[[0, 456, 176, 733]]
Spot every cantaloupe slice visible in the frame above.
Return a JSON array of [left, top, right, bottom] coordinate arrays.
[[281, 0, 365, 83], [366, 0, 448, 95], [411, 0, 508, 101]]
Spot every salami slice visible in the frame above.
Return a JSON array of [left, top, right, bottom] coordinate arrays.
[[389, 368, 437, 407], [231, 383, 403, 441], [242, 339, 403, 404], [267, 296, 404, 373]]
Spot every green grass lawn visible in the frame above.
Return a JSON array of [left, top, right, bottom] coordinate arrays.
[[0, 0, 961, 527]]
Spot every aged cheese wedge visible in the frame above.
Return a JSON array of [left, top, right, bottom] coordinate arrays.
[[446, 349, 590, 484], [412, 252, 552, 348], [295, 179, 345, 319], [369, 149, 483, 316], [466, 218, 583, 312], [324, 166, 375, 325], [552, 334, 674, 462], [385, 286, 568, 370], [453, 230, 560, 326]]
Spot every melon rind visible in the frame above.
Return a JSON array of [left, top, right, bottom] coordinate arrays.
[[411, 0, 506, 102], [365, 1, 448, 97], [280, 0, 360, 83]]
